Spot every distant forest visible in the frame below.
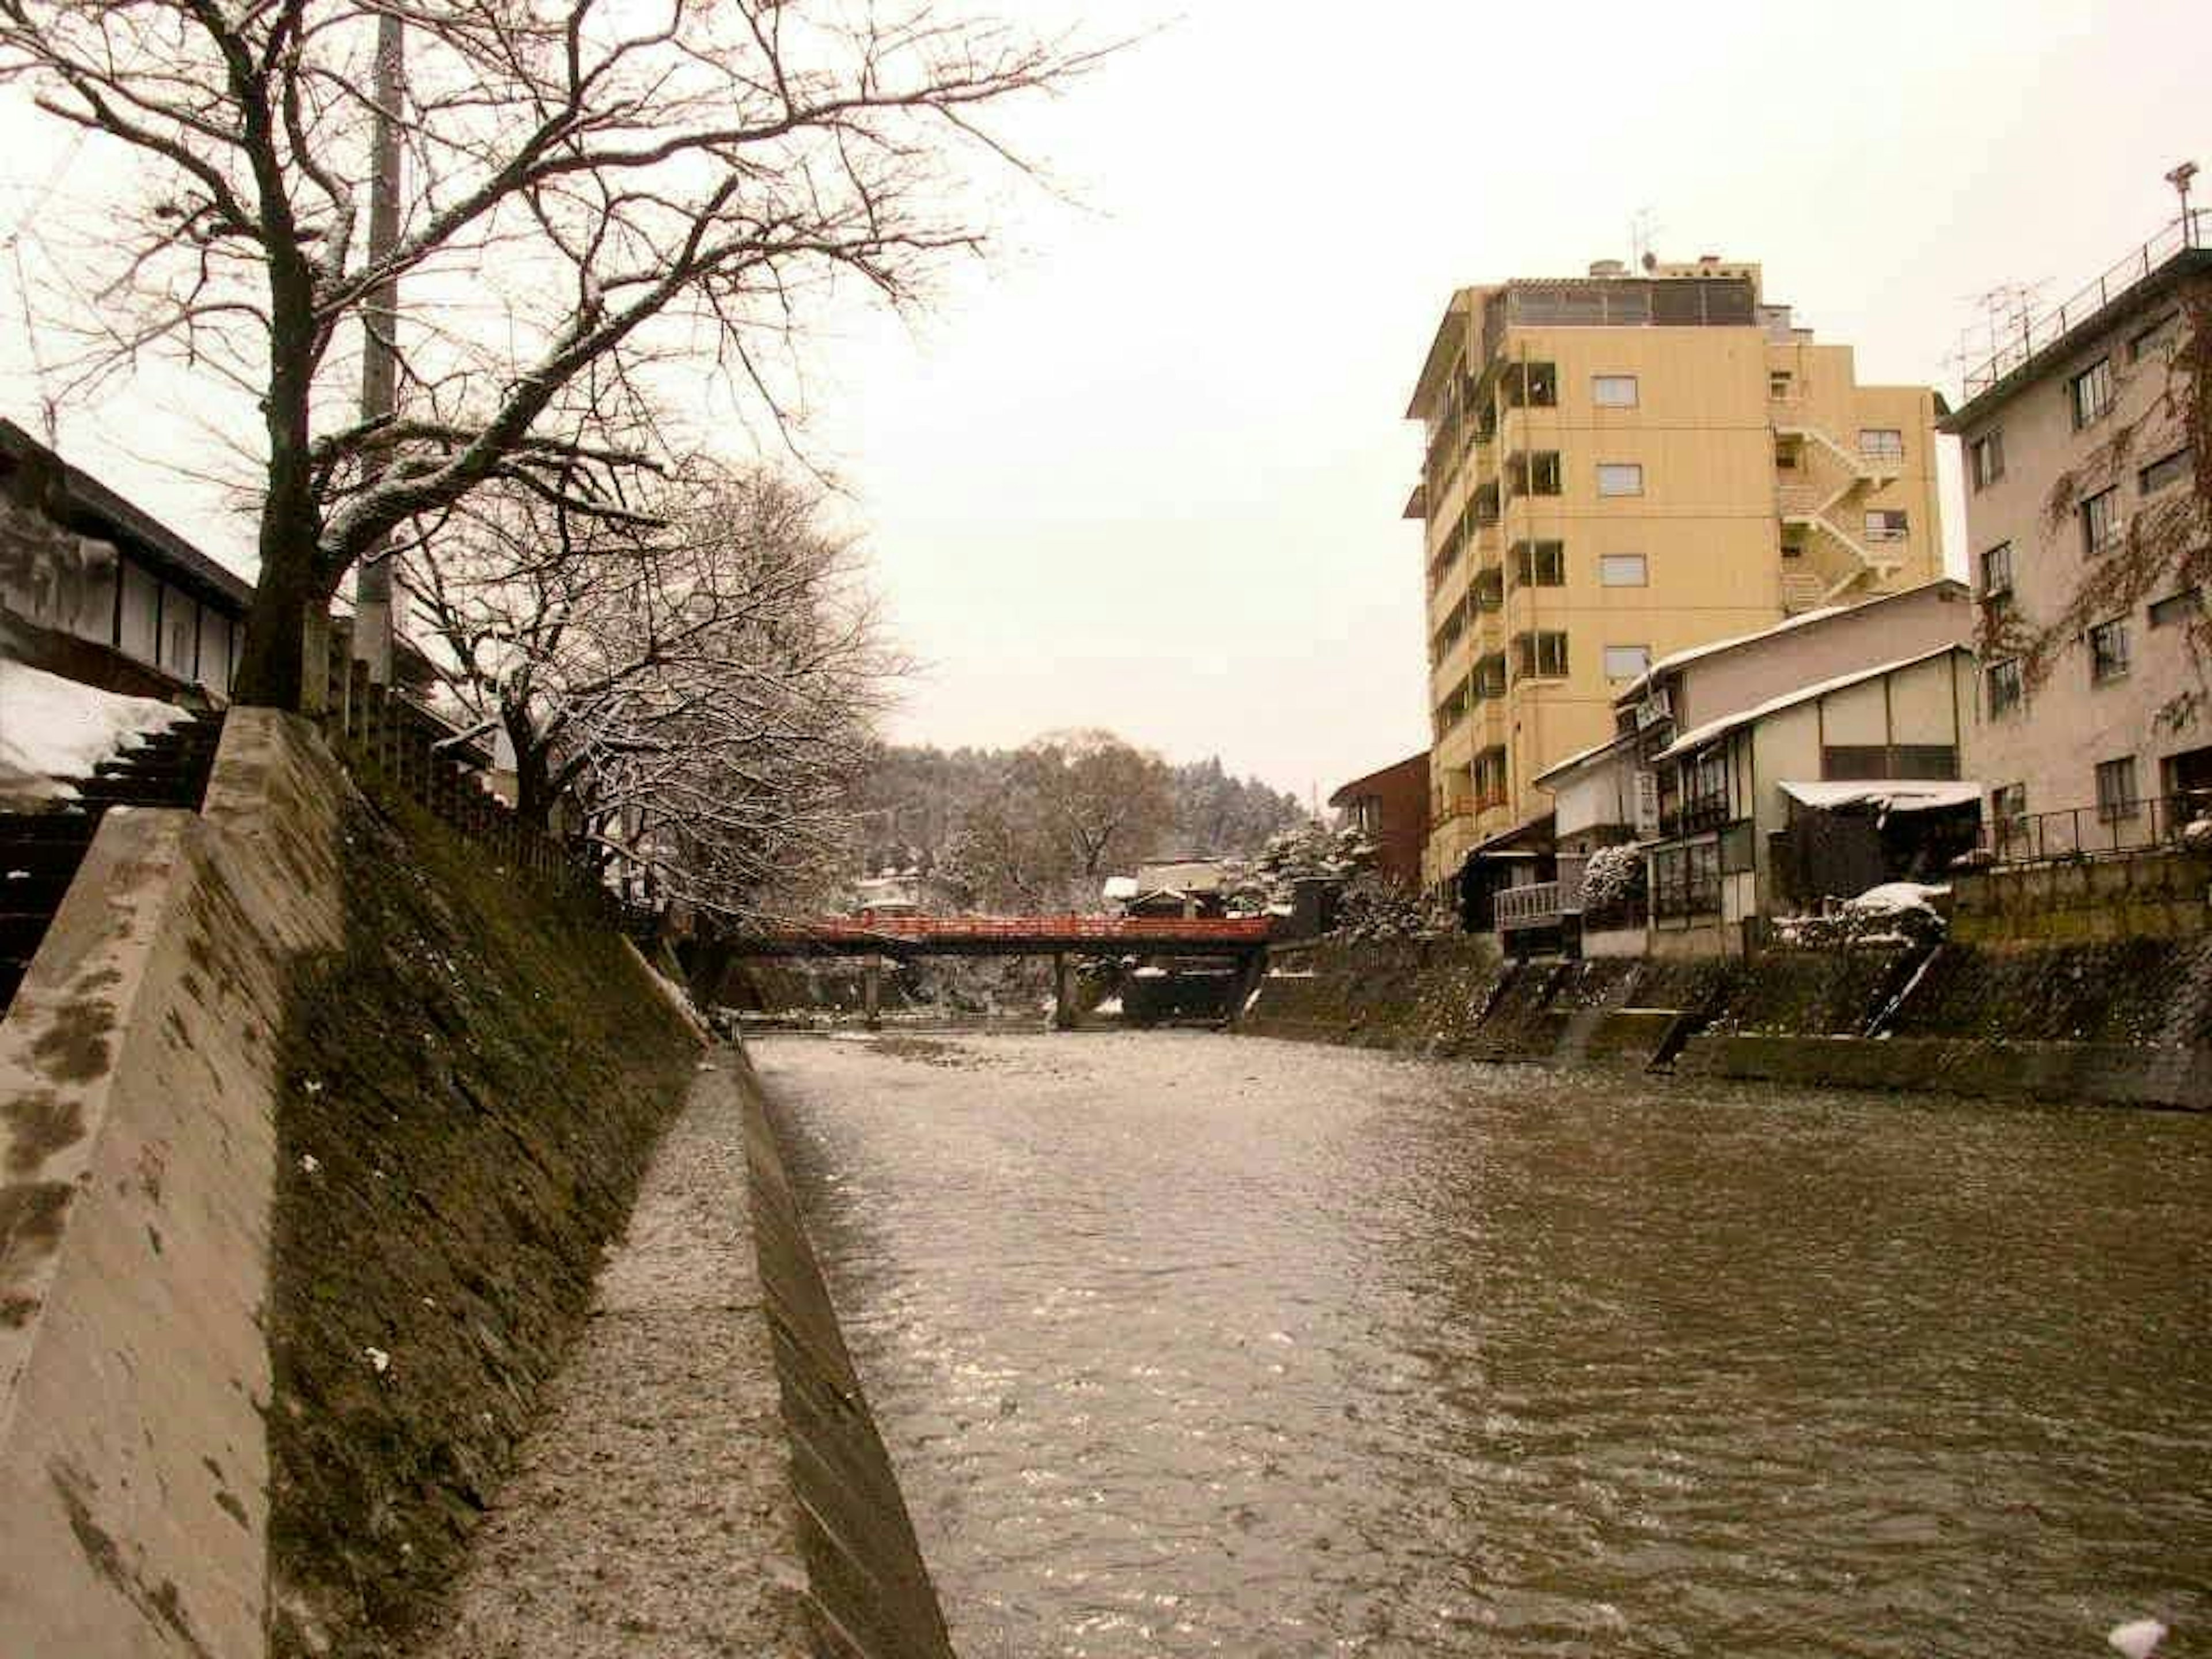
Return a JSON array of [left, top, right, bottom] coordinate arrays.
[[848, 733, 1305, 909]]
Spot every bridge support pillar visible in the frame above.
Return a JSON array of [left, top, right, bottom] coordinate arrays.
[[862, 957, 882, 1032], [1229, 949, 1266, 1027], [1051, 953, 1075, 1031]]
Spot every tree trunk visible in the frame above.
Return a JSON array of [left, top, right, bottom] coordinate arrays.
[[230, 533, 323, 709]]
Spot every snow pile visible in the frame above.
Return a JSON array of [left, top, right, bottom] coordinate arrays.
[[1774, 881, 1948, 952], [0, 661, 191, 805], [2184, 816, 2212, 851], [2109, 1619, 2166, 1659]]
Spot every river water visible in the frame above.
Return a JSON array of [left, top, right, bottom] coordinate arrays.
[[755, 1032, 2210, 1658]]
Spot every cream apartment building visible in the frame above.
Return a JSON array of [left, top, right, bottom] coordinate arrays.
[[1940, 211, 2211, 848], [1405, 256, 1944, 896]]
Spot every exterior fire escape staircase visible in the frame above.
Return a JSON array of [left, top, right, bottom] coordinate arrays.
[[1774, 422, 1906, 612]]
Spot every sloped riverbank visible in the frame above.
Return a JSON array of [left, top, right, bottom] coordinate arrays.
[[1238, 934, 2212, 1106]]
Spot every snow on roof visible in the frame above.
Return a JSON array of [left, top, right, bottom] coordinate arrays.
[[1651, 646, 1963, 762], [1614, 580, 1968, 703], [1780, 781, 1983, 815], [1615, 609, 1846, 701], [1102, 875, 1139, 901], [1531, 729, 1636, 788], [0, 661, 190, 806]]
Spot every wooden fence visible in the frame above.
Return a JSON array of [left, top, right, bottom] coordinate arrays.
[[314, 652, 649, 934]]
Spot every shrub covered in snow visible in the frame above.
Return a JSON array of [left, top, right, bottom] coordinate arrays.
[[1220, 820, 1376, 915], [1580, 844, 1646, 926], [1773, 881, 1949, 952]]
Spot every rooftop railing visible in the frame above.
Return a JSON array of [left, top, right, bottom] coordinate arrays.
[[1960, 210, 2208, 402]]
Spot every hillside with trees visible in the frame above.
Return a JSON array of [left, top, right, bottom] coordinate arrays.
[[850, 732, 1304, 911]]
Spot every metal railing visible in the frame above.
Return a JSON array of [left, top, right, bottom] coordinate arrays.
[[1961, 210, 2208, 400], [745, 914, 1275, 947], [1979, 791, 2211, 866]]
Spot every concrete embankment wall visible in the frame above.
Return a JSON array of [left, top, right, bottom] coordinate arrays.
[[741, 1059, 958, 1659], [1239, 931, 2212, 1107], [0, 710, 343, 1659], [0, 711, 721, 1659]]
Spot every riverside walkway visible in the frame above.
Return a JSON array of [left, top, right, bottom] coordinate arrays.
[[419, 1060, 812, 1659]]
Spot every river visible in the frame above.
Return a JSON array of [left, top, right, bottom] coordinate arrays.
[[754, 1031, 2210, 1658]]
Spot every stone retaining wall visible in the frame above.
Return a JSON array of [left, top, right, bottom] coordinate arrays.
[[1674, 1033, 2212, 1108], [1953, 849, 2212, 943], [741, 1057, 957, 1659], [1237, 931, 2211, 1107]]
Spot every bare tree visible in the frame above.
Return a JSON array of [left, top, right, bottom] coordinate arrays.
[[945, 728, 1173, 909], [406, 459, 896, 919], [0, 0, 1105, 707]]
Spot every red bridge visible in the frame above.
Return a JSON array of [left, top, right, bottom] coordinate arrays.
[[717, 912, 1273, 959]]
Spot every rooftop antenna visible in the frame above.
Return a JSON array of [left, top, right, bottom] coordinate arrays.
[[2167, 160, 2198, 244], [1630, 206, 1660, 270]]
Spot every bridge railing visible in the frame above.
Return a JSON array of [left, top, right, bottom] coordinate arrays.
[[745, 913, 1274, 946]]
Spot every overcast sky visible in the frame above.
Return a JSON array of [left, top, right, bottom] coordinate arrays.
[[3, 0, 2207, 800]]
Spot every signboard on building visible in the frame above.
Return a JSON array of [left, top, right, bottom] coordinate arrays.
[[1633, 770, 1661, 838], [1635, 687, 1673, 730]]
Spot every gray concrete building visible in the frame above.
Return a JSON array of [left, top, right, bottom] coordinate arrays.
[[1941, 208, 2211, 853]]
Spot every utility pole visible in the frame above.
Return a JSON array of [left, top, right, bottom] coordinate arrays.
[[353, 9, 405, 684]]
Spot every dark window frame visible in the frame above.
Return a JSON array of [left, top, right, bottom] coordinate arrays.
[[2081, 486, 2122, 556], [2089, 618, 2131, 684], [2095, 755, 2140, 823], [1987, 658, 2024, 718]]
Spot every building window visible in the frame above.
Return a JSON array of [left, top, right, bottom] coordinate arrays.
[[1514, 630, 1569, 679], [1472, 746, 1509, 808], [1674, 748, 1730, 831], [1859, 428, 1904, 463], [1969, 430, 2005, 491], [1508, 451, 1563, 497], [2128, 311, 2179, 362], [1863, 509, 1909, 543], [1686, 840, 1721, 914], [2081, 486, 2122, 556], [1986, 658, 2023, 718], [1980, 541, 2014, 603], [1597, 462, 1643, 497], [1593, 374, 1639, 408], [1472, 653, 1507, 698], [1652, 840, 1722, 917], [2089, 618, 2131, 684], [1768, 370, 1793, 400], [2149, 588, 2203, 629], [1991, 782, 2028, 852], [1502, 362, 1558, 408], [2095, 756, 2140, 823], [2069, 357, 2115, 429], [1603, 644, 1652, 681], [1599, 552, 1647, 586], [2139, 447, 2192, 496], [1510, 539, 1565, 586]]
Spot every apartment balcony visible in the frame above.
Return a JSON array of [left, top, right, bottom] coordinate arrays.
[[1495, 862, 1585, 934]]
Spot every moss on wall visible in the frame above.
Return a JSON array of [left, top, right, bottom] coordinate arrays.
[[266, 785, 699, 1658]]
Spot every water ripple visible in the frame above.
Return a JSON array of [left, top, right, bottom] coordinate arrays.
[[759, 1033, 2211, 1658]]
